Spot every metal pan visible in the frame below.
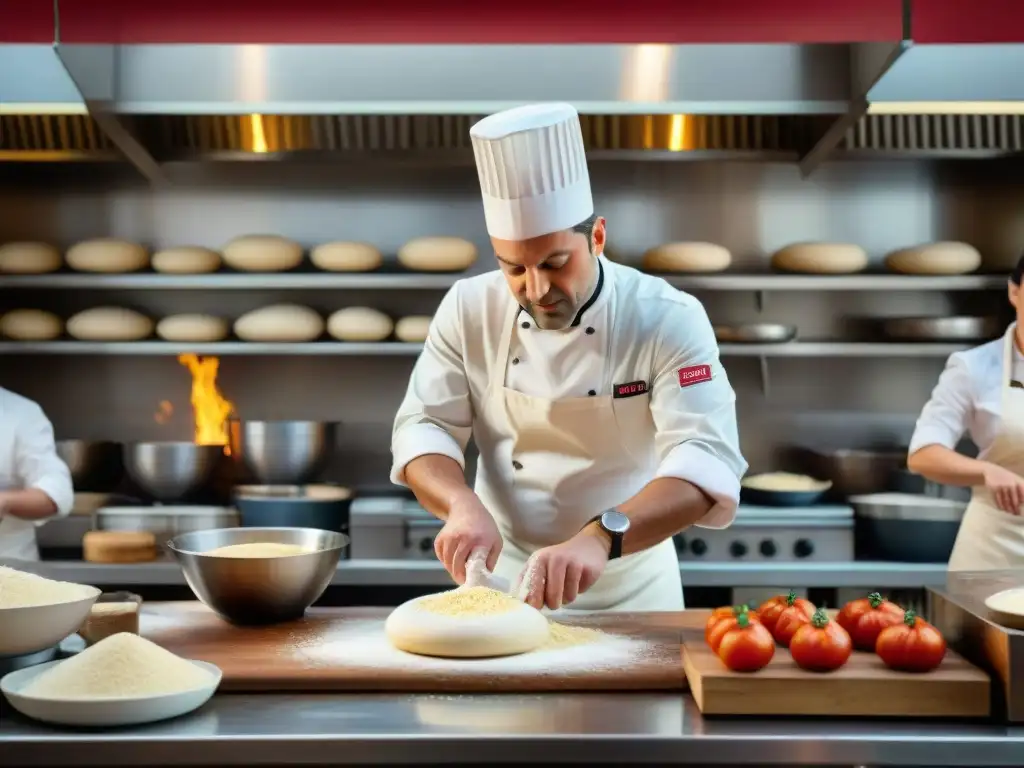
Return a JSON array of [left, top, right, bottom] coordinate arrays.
[[881, 316, 1002, 342], [714, 323, 797, 343]]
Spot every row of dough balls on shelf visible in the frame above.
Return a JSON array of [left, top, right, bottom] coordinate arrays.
[[0, 305, 432, 343], [0, 236, 477, 275], [640, 241, 982, 275]]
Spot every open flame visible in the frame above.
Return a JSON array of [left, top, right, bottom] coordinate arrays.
[[177, 354, 235, 454]]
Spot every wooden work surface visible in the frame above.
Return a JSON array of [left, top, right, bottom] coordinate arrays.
[[139, 601, 687, 693], [681, 610, 992, 718]]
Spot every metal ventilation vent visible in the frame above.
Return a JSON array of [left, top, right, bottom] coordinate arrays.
[[0, 115, 115, 157], [841, 114, 1024, 153]]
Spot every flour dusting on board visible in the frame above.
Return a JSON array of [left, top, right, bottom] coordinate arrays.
[[284, 618, 655, 675]]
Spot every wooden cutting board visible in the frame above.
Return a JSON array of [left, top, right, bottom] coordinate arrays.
[[681, 611, 991, 718], [139, 601, 686, 693]]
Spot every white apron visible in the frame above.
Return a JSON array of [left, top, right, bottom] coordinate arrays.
[[948, 326, 1024, 570], [474, 281, 683, 613], [0, 477, 41, 561]]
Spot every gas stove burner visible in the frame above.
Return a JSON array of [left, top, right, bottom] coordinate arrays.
[[0, 634, 84, 677]]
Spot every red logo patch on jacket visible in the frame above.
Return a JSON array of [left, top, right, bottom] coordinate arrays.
[[677, 364, 712, 388]]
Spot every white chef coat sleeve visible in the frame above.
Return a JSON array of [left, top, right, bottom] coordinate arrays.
[[13, 402, 73, 521], [908, 352, 972, 456], [649, 300, 747, 530], [390, 282, 473, 486]]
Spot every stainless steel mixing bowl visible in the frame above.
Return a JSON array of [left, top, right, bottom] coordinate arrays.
[[124, 441, 224, 502], [167, 527, 349, 625], [229, 420, 335, 484], [56, 439, 124, 491]]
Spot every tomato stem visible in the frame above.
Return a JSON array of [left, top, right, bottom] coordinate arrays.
[[903, 608, 918, 627], [734, 604, 750, 615], [810, 607, 830, 629], [736, 611, 751, 629], [868, 592, 884, 608], [786, 589, 798, 606]]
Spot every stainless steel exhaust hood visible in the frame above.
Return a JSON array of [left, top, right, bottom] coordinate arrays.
[[0, 45, 86, 114]]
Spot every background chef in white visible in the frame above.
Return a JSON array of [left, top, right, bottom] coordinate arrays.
[[0, 386, 74, 560], [391, 103, 747, 612], [907, 255, 1024, 570]]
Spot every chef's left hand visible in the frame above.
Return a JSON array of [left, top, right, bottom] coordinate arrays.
[[518, 525, 609, 611]]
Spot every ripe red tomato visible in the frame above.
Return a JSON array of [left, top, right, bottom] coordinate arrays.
[[790, 608, 853, 672], [705, 605, 759, 647], [875, 609, 947, 672], [771, 593, 816, 647], [836, 592, 904, 651], [756, 592, 792, 634], [706, 607, 762, 653], [716, 611, 776, 673]]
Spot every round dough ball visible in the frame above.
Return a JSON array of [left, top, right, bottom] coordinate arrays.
[[66, 238, 149, 273], [311, 242, 383, 272], [156, 314, 229, 342], [222, 235, 303, 272], [395, 315, 431, 343], [0, 309, 63, 340], [398, 237, 477, 272], [885, 242, 982, 276], [327, 307, 394, 342], [67, 307, 153, 341], [234, 304, 324, 343], [0, 242, 62, 274], [642, 242, 732, 273], [770, 242, 868, 275], [152, 246, 222, 274], [385, 587, 550, 658]]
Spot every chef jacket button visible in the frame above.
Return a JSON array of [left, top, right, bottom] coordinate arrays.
[[585, 326, 595, 335], [521, 321, 530, 329], [512, 460, 523, 470], [512, 357, 520, 365], [588, 390, 596, 396]]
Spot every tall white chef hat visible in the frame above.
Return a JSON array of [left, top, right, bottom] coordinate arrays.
[[470, 103, 593, 242]]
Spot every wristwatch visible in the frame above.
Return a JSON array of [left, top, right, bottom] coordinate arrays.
[[587, 508, 630, 560]]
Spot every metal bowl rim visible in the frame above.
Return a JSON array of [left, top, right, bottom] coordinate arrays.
[[167, 526, 350, 556]]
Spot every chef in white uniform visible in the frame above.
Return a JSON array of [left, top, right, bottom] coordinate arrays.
[[907, 257, 1024, 570], [0, 386, 74, 560], [391, 103, 746, 612]]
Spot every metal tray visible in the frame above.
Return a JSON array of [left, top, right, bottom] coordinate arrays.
[[881, 316, 1002, 342], [713, 323, 797, 343]]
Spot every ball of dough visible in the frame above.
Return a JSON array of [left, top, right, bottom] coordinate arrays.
[[326, 307, 394, 342], [311, 242, 383, 272], [885, 242, 982, 276], [152, 246, 222, 274], [642, 242, 732, 273], [770, 242, 869, 275], [394, 315, 431, 343], [385, 587, 550, 658], [0, 309, 63, 340], [222, 235, 303, 272], [67, 307, 153, 341], [0, 242, 62, 274], [234, 304, 324, 342], [156, 314, 229, 342], [66, 238, 149, 273], [398, 237, 477, 272]]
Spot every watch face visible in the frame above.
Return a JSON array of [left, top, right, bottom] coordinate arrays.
[[601, 509, 630, 534]]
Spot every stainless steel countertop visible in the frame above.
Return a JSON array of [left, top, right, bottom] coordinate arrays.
[[2, 693, 1021, 766], [7, 559, 949, 588]]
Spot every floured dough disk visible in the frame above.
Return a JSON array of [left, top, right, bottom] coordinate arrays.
[[310, 242, 383, 272], [67, 307, 153, 341], [885, 242, 982, 275], [156, 314, 229, 342], [642, 242, 732, 273], [234, 304, 324, 342], [771, 242, 869, 274], [327, 307, 394, 342], [395, 315, 431, 343], [385, 586, 550, 658], [66, 238, 149, 273], [0, 242, 62, 274], [0, 309, 63, 340], [152, 246, 222, 274], [398, 237, 477, 272], [222, 235, 303, 272]]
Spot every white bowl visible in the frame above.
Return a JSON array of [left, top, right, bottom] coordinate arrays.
[[1, 659, 222, 727], [984, 587, 1024, 631], [0, 589, 101, 656]]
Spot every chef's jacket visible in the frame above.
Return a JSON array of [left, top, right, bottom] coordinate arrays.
[[391, 256, 747, 536], [0, 387, 74, 560], [909, 333, 1024, 458]]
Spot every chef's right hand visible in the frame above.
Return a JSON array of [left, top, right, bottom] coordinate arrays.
[[983, 463, 1024, 515], [434, 491, 502, 585]]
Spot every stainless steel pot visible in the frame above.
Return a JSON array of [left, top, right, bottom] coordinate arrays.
[[95, 506, 240, 550], [794, 447, 908, 497], [56, 440, 124, 492], [714, 324, 797, 343], [124, 441, 224, 502], [228, 420, 336, 485], [850, 492, 966, 563]]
